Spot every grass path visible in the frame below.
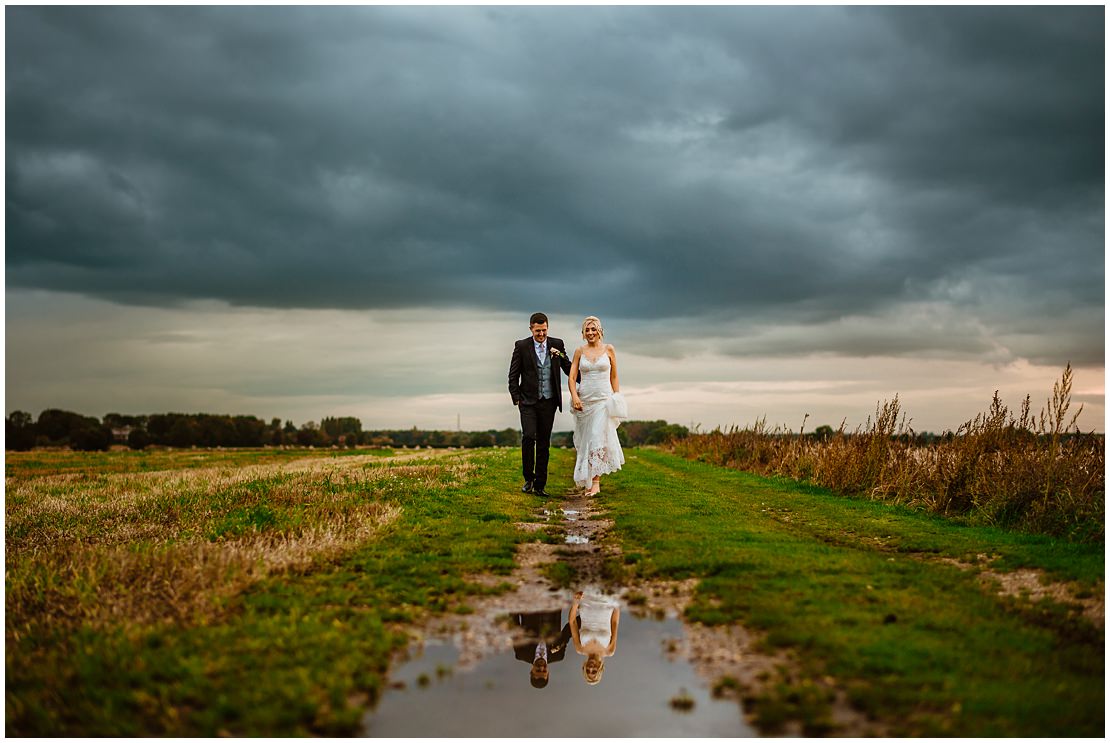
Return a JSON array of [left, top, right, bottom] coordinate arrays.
[[6, 446, 1104, 736], [599, 448, 1104, 736]]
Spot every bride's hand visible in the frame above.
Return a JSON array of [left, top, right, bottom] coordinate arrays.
[[572, 398, 583, 411]]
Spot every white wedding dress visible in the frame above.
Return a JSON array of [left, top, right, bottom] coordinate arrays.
[[572, 350, 626, 489], [576, 592, 620, 650]]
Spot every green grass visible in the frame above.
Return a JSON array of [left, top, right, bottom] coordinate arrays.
[[599, 449, 1104, 736], [542, 560, 576, 589], [7, 445, 1104, 736], [6, 447, 535, 735]]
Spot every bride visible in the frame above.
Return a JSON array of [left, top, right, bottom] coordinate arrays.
[[568, 316, 626, 496]]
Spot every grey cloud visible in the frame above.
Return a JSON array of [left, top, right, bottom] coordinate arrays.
[[6, 5, 1103, 366]]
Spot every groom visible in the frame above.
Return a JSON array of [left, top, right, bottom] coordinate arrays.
[[508, 312, 573, 497], [511, 609, 574, 689]]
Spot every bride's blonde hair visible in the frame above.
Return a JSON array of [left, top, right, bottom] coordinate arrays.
[[581, 316, 604, 339]]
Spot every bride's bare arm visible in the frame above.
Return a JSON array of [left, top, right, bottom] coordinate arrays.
[[608, 345, 620, 393], [570, 592, 584, 651], [569, 348, 583, 410]]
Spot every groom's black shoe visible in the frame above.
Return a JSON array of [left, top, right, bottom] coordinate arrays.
[[534, 489, 551, 498], [521, 481, 534, 493]]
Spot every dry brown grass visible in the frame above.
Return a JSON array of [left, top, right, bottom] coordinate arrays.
[[7, 505, 402, 632], [672, 365, 1104, 541], [6, 453, 474, 632]]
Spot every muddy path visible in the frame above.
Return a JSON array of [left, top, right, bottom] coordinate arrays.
[[395, 485, 621, 672], [368, 484, 886, 737]]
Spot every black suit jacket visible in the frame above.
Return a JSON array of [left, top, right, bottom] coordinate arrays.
[[512, 610, 575, 664], [508, 336, 574, 411]]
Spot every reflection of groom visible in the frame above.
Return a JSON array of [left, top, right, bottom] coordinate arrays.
[[512, 609, 574, 689], [508, 312, 573, 497]]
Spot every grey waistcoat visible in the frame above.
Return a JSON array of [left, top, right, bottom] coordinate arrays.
[[537, 350, 553, 399]]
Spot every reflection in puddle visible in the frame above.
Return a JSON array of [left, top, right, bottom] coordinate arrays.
[[541, 509, 584, 522], [565, 534, 589, 544], [571, 590, 618, 686], [362, 591, 753, 737]]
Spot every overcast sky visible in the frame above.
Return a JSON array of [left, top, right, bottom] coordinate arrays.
[[5, 5, 1105, 433]]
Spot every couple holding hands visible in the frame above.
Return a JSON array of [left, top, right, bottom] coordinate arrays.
[[513, 590, 621, 689], [508, 312, 627, 497]]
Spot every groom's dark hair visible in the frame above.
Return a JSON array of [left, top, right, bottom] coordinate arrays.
[[529, 312, 548, 326]]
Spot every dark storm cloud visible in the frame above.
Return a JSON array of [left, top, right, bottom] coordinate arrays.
[[6, 5, 1103, 363]]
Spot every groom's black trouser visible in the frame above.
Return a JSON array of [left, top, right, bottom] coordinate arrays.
[[519, 397, 557, 490]]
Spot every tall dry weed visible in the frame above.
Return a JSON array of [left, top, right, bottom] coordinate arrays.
[[672, 364, 1104, 541]]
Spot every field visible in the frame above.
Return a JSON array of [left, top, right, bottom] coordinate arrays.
[[5, 445, 1104, 735], [604, 450, 1103, 735], [672, 365, 1104, 542]]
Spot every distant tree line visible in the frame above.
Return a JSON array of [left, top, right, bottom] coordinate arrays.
[[4, 409, 692, 451]]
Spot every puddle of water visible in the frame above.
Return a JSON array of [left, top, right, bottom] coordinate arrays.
[[362, 603, 754, 737], [565, 534, 589, 544], [562, 509, 580, 521]]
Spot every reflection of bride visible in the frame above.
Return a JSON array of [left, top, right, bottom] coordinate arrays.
[[569, 590, 620, 685]]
